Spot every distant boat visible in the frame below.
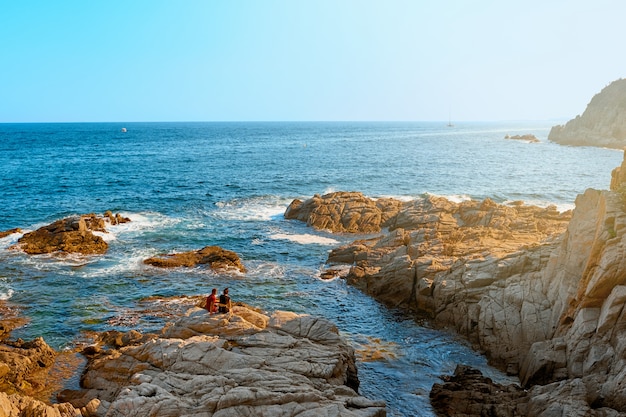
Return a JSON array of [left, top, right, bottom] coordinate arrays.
[[121, 128, 127, 133]]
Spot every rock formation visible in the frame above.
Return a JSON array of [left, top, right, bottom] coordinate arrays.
[[144, 245, 247, 272], [0, 301, 385, 416], [0, 302, 75, 414], [287, 152, 626, 414], [0, 228, 21, 239], [11, 212, 129, 255], [430, 365, 528, 416], [285, 191, 403, 233], [57, 304, 385, 417], [548, 78, 626, 148], [103, 210, 131, 225]]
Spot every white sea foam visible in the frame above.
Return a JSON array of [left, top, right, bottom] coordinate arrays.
[[79, 248, 156, 278], [13, 251, 101, 270], [504, 199, 575, 213], [244, 261, 287, 279], [424, 192, 472, 203], [0, 232, 23, 250], [213, 197, 290, 222], [374, 194, 417, 202], [92, 230, 116, 242], [105, 212, 181, 236], [0, 288, 13, 300], [269, 233, 339, 245], [314, 264, 351, 281]]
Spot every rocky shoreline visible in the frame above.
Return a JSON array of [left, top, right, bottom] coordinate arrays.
[[0, 299, 386, 416], [285, 149, 626, 416], [0, 213, 385, 416], [6, 151, 626, 415]]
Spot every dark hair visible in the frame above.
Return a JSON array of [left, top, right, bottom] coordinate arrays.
[[224, 288, 229, 293]]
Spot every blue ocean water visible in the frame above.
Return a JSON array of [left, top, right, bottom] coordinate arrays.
[[0, 122, 622, 416]]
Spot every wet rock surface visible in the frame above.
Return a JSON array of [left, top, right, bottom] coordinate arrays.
[[143, 245, 247, 272], [11, 212, 129, 255]]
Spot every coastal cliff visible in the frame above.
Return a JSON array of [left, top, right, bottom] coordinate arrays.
[[548, 78, 626, 148], [288, 152, 626, 415]]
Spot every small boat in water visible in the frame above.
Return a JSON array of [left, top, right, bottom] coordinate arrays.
[[121, 127, 127, 133]]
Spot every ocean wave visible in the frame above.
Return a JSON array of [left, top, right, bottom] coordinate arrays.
[[243, 261, 286, 279], [212, 196, 291, 222], [104, 212, 182, 237], [269, 233, 339, 246], [373, 194, 418, 202], [504, 199, 575, 213], [79, 251, 153, 278], [8, 251, 102, 270], [424, 192, 472, 203], [0, 232, 22, 250], [0, 288, 13, 301]]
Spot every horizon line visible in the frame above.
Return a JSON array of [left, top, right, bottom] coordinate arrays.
[[0, 118, 568, 124]]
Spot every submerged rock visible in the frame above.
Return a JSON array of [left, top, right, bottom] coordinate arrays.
[[504, 134, 540, 143], [143, 245, 247, 272]]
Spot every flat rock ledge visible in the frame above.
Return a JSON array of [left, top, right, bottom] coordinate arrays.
[[143, 245, 247, 272], [11, 211, 129, 255], [0, 304, 385, 417]]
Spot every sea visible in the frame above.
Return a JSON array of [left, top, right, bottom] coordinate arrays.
[[0, 121, 622, 416]]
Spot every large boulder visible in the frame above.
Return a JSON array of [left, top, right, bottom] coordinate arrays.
[[0, 337, 57, 397], [143, 245, 247, 273], [285, 191, 403, 233], [430, 365, 528, 417]]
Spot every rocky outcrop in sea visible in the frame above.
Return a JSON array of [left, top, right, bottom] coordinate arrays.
[[548, 78, 626, 148], [144, 245, 247, 272], [285, 191, 403, 233], [287, 151, 626, 415], [10, 212, 129, 255]]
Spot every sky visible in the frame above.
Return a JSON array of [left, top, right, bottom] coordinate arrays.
[[1, 0, 625, 123]]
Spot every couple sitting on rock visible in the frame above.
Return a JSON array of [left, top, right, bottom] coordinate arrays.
[[206, 288, 231, 314]]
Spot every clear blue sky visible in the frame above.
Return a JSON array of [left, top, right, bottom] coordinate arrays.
[[2, 0, 625, 122]]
